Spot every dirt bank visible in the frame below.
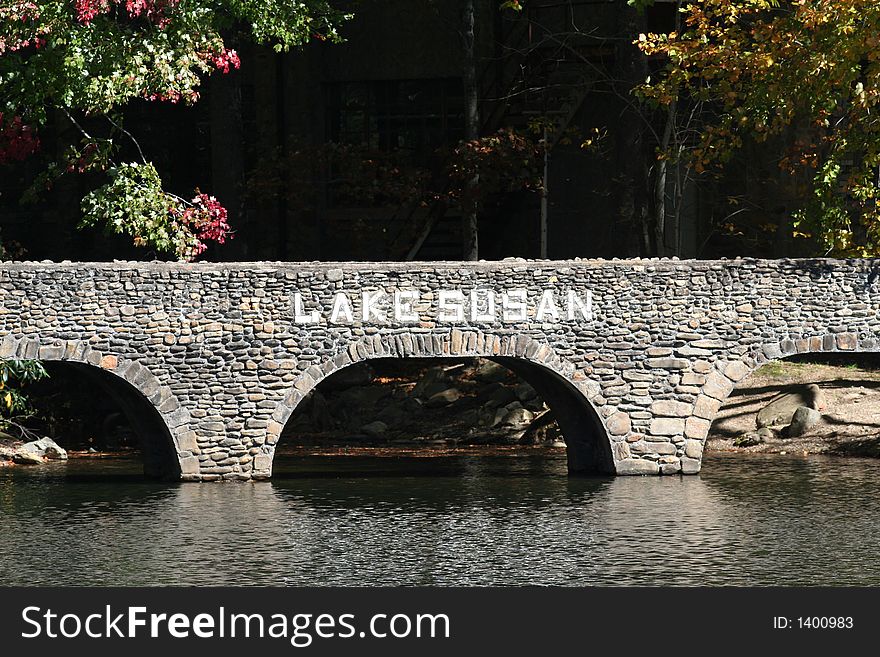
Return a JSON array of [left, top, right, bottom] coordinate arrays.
[[707, 360, 880, 457]]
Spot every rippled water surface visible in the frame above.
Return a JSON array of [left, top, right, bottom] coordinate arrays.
[[3, 450, 880, 586]]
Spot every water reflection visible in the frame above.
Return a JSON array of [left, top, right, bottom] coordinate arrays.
[[2, 452, 880, 585]]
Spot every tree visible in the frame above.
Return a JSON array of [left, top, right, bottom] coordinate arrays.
[[461, 0, 480, 260], [497, 0, 699, 257], [637, 0, 880, 257], [0, 0, 346, 260], [0, 358, 48, 438]]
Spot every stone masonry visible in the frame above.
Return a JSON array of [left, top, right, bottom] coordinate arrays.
[[1, 258, 879, 480]]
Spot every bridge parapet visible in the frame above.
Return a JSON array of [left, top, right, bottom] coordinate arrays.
[[1, 258, 878, 479]]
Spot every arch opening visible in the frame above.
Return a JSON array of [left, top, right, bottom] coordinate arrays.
[[0, 358, 180, 479], [275, 356, 614, 476], [706, 351, 880, 462]]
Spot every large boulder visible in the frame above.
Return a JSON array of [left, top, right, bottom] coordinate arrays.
[[474, 360, 509, 384], [12, 437, 68, 464], [787, 406, 822, 437], [376, 403, 407, 425], [756, 384, 826, 428], [360, 421, 388, 439], [515, 383, 538, 403], [481, 383, 517, 409], [500, 407, 535, 428], [492, 401, 526, 427], [412, 367, 451, 399], [425, 388, 462, 408]]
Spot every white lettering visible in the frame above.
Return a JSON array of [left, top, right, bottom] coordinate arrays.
[[193, 614, 215, 638], [167, 613, 190, 639], [362, 290, 386, 322], [438, 290, 465, 322], [330, 292, 354, 323], [394, 290, 419, 322], [106, 606, 125, 637], [150, 613, 167, 638], [293, 292, 320, 324], [59, 614, 81, 639], [231, 613, 265, 638], [568, 289, 592, 320], [536, 289, 560, 322], [21, 606, 41, 638], [128, 606, 147, 637], [268, 615, 288, 638], [470, 289, 496, 323], [501, 289, 528, 322], [85, 613, 102, 639]]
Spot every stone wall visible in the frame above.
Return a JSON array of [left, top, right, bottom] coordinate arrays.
[[1, 258, 879, 480]]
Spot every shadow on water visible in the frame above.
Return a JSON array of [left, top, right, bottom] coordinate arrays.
[[269, 451, 616, 514], [4, 452, 880, 586]]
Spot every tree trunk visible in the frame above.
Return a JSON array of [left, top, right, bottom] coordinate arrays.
[[461, 0, 479, 261], [653, 100, 676, 256]]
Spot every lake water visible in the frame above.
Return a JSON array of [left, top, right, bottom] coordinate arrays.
[[2, 449, 879, 586]]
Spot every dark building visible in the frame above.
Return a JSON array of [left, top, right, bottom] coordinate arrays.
[[0, 1, 798, 263]]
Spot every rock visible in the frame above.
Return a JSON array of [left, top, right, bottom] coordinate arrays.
[[482, 383, 516, 408], [13, 451, 45, 465], [606, 412, 631, 436], [360, 421, 388, 439], [616, 459, 660, 475], [479, 407, 499, 427], [491, 407, 509, 427], [474, 360, 509, 383], [500, 407, 534, 427], [321, 363, 374, 390], [684, 439, 703, 459], [412, 366, 451, 399], [458, 409, 482, 427], [12, 437, 68, 464], [733, 432, 762, 447], [400, 397, 424, 414], [649, 418, 685, 436], [519, 410, 559, 444], [425, 388, 462, 408], [787, 406, 822, 437], [756, 384, 826, 428], [523, 397, 547, 413], [757, 427, 779, 442], [376, 404, 406, 424], [514, 383, 538, 402], [650, 400, 692, 417], [39, 438, 68, 460]]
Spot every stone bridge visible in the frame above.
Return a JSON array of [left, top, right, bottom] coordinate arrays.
[[1, 258, 879, 480]]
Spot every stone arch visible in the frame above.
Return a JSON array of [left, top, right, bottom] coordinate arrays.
[[0, 335, 191, 479], [257, 329, 615, 479], [687, 331, 879, 472]]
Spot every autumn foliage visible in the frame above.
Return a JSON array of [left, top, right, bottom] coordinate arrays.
[[0, 0, 345, 260], [638, 0, 880, 256]]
